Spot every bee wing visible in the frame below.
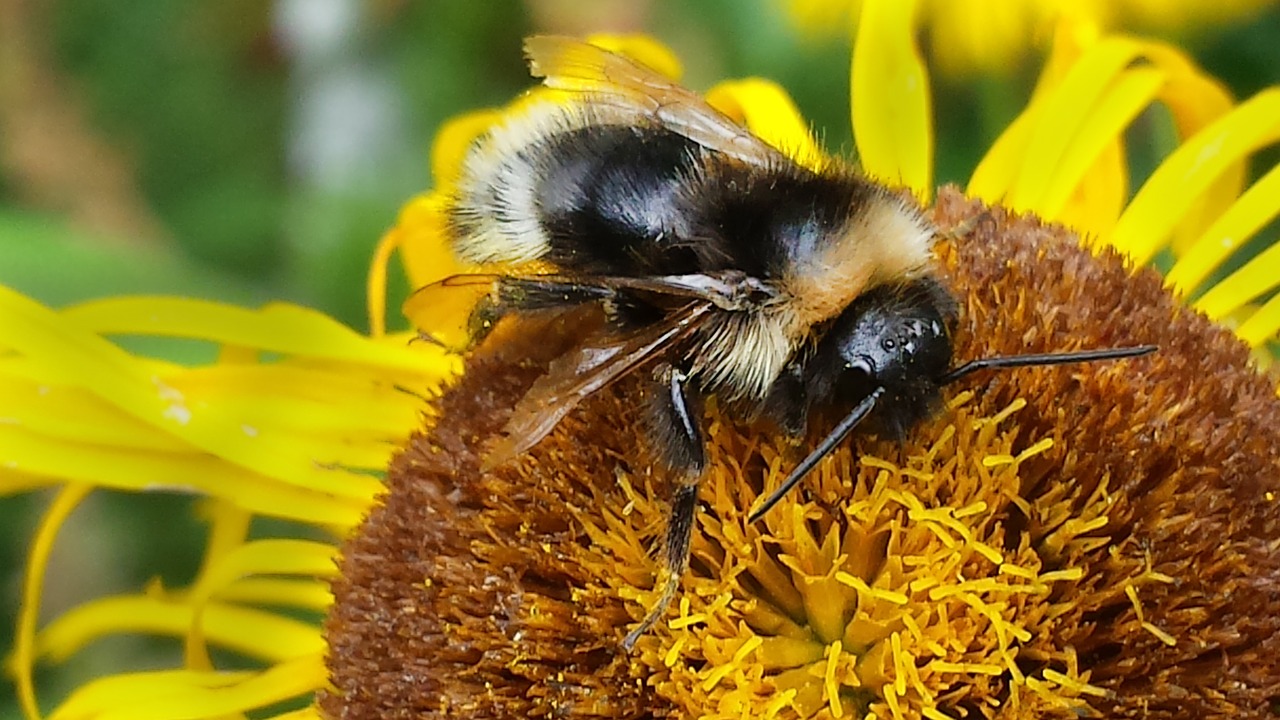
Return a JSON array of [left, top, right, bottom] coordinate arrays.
[[525, 35, 788, 168], [403, 274, 505, 352], [483, 301, 713, 469], [405, 270, 776, 350]]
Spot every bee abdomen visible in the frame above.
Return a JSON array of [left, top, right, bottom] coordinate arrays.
[[449, 103, 702, 275]]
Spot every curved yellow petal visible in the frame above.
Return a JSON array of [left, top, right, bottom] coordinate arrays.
[[967, 16, 1239, 245], [1235, 291, 1280, 350], [969, 25, 1234, 246], [61, 297, 448, 374], [30, 595, 324, 666], [706, 78, 827, 171], [15, 484, 92, 720], [185, 540, 339, 669], [1111, 88, 1280, 265], [0, 289, 445, 504], [1053, 139, 1128, 243], [194, 499, 252, 582], [366, 226, 400, 338], [393, 192, 472, 291], [0, 427, 368, 526], [1165, 161, 1280, 296], [1008, 36, 1153, 211], [0, 376, 188, 453], [1192, 241, 1280, 322], [852, 0, 933, 200], [216, 579, 333, 612], [48, 654, 326, 720], [1018, 66, 1162, 219]]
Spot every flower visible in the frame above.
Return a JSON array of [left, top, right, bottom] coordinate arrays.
[[325, 189, 1280, 718], [783, 0, 1276, 77], [6, 4, 1280, 720]]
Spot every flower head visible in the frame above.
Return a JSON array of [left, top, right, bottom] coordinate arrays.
[[323, 188, 1280, 719]]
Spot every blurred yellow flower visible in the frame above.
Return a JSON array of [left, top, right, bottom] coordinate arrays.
[[783, 0, 1276, 77], [5, 2, 1279, 719]]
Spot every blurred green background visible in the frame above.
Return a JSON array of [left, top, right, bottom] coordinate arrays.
[[2, 0, 1278, 716]]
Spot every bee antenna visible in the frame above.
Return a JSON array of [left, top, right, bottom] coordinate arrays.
[[748, 387, 885, 524], [937, 344, 1157, 386]]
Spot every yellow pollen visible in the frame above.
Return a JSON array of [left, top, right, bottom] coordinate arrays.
[[922, 705, 958, 720], [953, 500, 988, 518], [930, 661, 1004, 675], [982, 453, 1016, 467], [1016, 437, 1055, 462], [883, 682, 904, 720], [975, 397, 1027, 428], [1041, 668, 1110, 698], [1142, 622, 1179, 647], [909, 576, 941, 593], [1038, 567, 1085, 583], [764, 689, 798, 718], [998, 563, 1038, 580], [944, 389, 974, 410], [823, 640, 844, 718], [669, 612, 708, 630], [835, 572, 909, 604], [891, 631, 908, 697], [663, 635, 687, 667]]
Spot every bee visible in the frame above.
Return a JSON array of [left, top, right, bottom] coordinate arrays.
[[408, 36, 1156, 650]]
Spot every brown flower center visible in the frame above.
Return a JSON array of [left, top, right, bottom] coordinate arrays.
[[323, 188, 1280, 719]]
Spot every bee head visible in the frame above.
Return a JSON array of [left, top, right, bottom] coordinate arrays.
[[811, 278, 956, 437]]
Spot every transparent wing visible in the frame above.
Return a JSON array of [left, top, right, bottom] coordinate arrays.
[[525, 35, 788, 168], [404, 270, 776, 350], [483, 301, 713, 469], [402, 274, 503, 352]]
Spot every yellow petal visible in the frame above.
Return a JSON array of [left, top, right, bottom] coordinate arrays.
[[1165, 161, 1280, 296], [969, 26, 1234, 245], [0, 289, 440, 502], [1192, 241, 1280, 322], [0, 427, 368, 527], [61, 296, 449, 374], [185, 540, 339, 669], [48, 654, 326, 720], [1014, 66, 1162, 220], [0, 375, 189, 453], [393, 192, 472, 290], [194, 499, 252, 581], [216, 579, 333, 611], [14, 485, 92, 720], [1235, 291, 1280, 349], [1112, 88, 1280, 264], [1052, 138, 1128, 242], [706, 78, 827, 171], [852, 0, 933, 200], [31, 595, 325, 666], [366, 226, 400, 338]]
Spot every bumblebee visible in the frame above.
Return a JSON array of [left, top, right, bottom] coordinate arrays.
[[408, 36, 1155, 649]]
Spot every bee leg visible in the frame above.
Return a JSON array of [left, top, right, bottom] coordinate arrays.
[[622, 365, 704, 651]]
